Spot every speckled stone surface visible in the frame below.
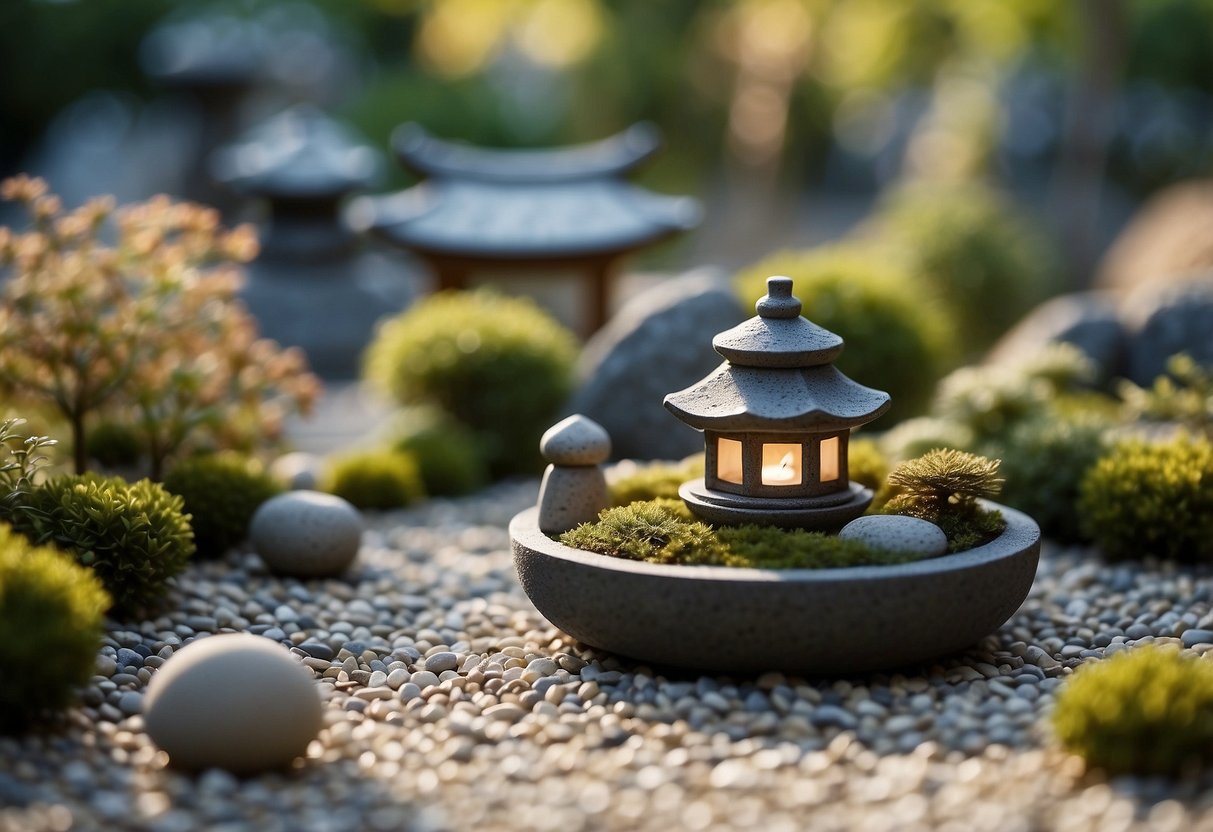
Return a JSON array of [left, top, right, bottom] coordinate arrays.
[[512, 501, 1041, 674], [839, 515, 949, 558], [679, 479, 874, 530], [250, 491, 363, 577], [540, 415, 612, 466], [537, 465, 610, 535], [143, 634, 322, 774]]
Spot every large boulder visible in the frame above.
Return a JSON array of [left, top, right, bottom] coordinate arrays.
[[568, 269, 745, 461], [1123, 274, 1213, 385], [1096, 179, 1213, 292], [985, 291, 1129, 385]]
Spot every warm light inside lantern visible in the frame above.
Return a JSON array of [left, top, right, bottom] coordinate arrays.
[[761, 443, 802, 486], [717, 437, 744, 484], [819, 436, 840, 482]]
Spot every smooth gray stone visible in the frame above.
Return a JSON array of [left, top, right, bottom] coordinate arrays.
[[511, 500, 1041, 674], [1182, 629, 1213, 648], [1124, 275, 1213, 385]]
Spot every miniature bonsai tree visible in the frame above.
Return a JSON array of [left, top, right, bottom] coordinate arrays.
[[0, 523, 109, 732], [1077, 433, 1213, 562], [11, 474, 195, 616], [1053, 646, 1213, 775], [0, 176, 320, 478], [883, 448, 1007, 551], [162, 454, 283, 558]]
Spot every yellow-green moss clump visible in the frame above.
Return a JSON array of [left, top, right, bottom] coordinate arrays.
[[1077, 433, 1213, 562], [607, 456, 705, 507], [560, 500, 926, 569], [390, 408, 488, 498], [883, 448, 1007, 552], [163, 453, 282, 558], [321, 450, 425, 510], [0, 523, 109, 731], [1053, 646, 1213, 775]]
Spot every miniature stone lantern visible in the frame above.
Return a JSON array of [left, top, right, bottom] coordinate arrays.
[[664, 276, 890, 529]]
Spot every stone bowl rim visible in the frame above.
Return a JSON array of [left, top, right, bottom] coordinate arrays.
[[510, 499, 1038, 584]]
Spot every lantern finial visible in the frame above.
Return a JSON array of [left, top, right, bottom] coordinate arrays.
[[756, 276, 802, 319]]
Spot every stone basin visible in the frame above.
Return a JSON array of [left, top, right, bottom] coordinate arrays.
[[510, 501, 1041, 675]]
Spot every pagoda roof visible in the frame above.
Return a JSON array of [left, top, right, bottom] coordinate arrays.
[[663, 363, 890, 432]]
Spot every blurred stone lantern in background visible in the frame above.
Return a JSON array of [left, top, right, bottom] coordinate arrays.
[[351, 123, 701, 337], [212, 105, 418, 379], [664, 276, 890, 529]]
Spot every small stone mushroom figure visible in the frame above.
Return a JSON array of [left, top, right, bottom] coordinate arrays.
[[537, 415, 612, 535]]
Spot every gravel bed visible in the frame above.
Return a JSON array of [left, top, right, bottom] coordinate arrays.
[[4, 480, 1213, 832]]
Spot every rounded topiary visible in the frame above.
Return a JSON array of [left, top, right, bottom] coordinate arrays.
[[1077, 433, 1213, 562], [390, 408, 489, 498], [321, 450, 425, 510], [0, 523, 109, 732], [1053, 646, 1213, 775], [871, 181, 1056, 353], [162, 453, 283, 558], [11, 474, 194, 616], [736, 245, 954, 421], [363, 290, 579, 476]]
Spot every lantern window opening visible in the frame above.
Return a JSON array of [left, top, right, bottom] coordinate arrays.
[[716, 436, 744, 485], [820, 436, 841, 483], [761, 442, 803, 487]]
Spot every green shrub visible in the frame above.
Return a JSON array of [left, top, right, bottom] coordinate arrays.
[[390, 408, 489, 498], [847, 437, 888, 491], [84, 420, 144, 470], [1077, 434, 1213, 562], [992, 415, 1112, 543], [322, 450, 425, 510], [1119, 353, 1213, 438], [162, 454, 283, 558], [883, 449, 1007, 552], [736, 245, 954, 422], [561, 499, 920, 569], [0, 523, 109, 732], [871, 181, 1056, 353], [1053, 646, 1213, 776], [10, 474, 193, 617], [363, 290, 579, 476], [608, 455, 705, 507]]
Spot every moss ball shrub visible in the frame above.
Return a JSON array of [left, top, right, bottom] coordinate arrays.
[[992, 415, 1112, 543], [321, 450, 425, 510], [883, 449, 1007, 552], [736, 245, 955, 422], [560, 500, 927, 569], [390, 408, 489, 498], [364, 290, 579, 477], [162, 454, 283, 558], [871, 181, 1056, 353], [1077, 434, 1213, 562], [11, 474, 194, 616], [608, 455, 706, 507], [0, 523, 109, 732], [1053, 646, 1213, 775]]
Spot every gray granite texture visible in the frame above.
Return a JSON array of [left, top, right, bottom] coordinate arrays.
[[568, 269, 745, 460], [537, 465, 610, 536], [678, 479, 874, 530], [511, 500, 1041, 674], [539, 415, 611, 466]]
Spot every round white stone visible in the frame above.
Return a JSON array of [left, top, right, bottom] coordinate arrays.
[[838, 515, 948, 557], [250, 491, 362, 577], [540, 414, 611, 466], [143, 634, 322, 774]]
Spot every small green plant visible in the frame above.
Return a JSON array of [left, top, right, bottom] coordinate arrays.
[[561, 500, 921, 569], [364, 289, 579, 476], [162, 454, 283, 558], [0, 523, 110, 732], [1077, 433, 1213, 562], [321, 450, 425, 510], [0, 176, 320, 478], [1120, 353, 1213, 437], [1053, 646, 1213, 776], [390, 408, 489, 498], [735, 244, 955, 421], [10, 474, 195, 616], [869, 181, 1056, 353], [883, 449, 1007, 552], [608, 455, 706, 507]]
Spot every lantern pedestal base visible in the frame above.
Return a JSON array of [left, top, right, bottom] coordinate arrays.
[[678, 478, 872, 530]]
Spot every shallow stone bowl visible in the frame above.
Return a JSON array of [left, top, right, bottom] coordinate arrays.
[[510, 501, 1040, 675]]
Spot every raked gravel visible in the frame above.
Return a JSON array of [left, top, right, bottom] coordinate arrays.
[[5, 480, 1213, 832]]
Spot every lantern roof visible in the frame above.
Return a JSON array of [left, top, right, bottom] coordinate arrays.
[[664, 276, 891, 431]]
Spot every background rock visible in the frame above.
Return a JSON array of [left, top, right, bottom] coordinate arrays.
[[985, 291, 1129, 385]]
